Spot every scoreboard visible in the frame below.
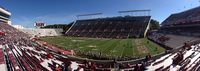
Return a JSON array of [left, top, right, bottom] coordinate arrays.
[[34, 22, 46, 28]]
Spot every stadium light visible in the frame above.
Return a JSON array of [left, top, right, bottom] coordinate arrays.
[[118, 9, 151, 16], [76, 13, 103, 20], [76, 13, 103, 17]]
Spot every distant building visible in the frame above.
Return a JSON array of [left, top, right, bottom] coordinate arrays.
[[0, 6, 11, 25]]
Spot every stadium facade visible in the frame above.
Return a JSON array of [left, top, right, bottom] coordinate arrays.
[[0, 6, 11, 25]]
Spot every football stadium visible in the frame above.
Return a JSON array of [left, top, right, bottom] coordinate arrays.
[[1, 0, 200, 71]]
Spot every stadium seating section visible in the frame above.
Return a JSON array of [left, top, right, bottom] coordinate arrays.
[[162, 6, 200, 26], [148, 6, 200, 49], [0, 22, 137, 71], [66, 16, 151, 38], [2, 6, 200, 70], [160, 6, 200, 37], [19, 28, 63, 37], [148, 32, 200, 49]]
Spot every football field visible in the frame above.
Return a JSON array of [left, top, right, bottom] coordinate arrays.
[[40, 36, 165, 57]]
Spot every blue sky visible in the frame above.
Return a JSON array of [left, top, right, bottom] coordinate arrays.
[[0, 0, 199, 28]]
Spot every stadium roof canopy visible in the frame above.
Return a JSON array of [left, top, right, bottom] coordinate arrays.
[[118, 9, 151, 16], [76, 13, 103, 17], [118, 9, 151, 13]]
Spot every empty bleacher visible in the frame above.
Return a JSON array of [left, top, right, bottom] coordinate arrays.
[[66, 16, 151, 38], [164, 35, 200, 48]]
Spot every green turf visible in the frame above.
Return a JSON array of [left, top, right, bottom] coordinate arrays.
[[40, 36, 165, 57]]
